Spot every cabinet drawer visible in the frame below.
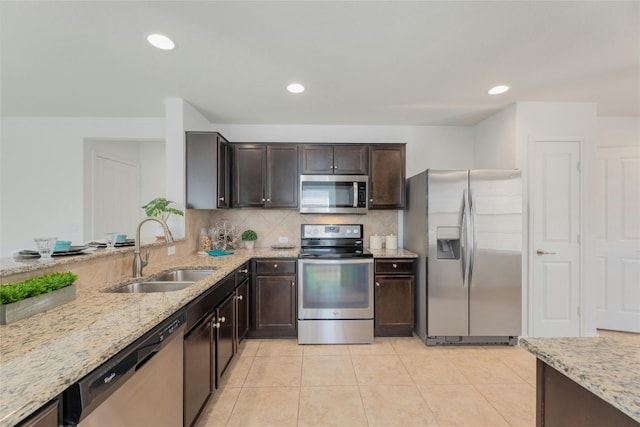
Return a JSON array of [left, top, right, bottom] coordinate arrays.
[[255, 259, 296, 275], [375, 259, 414, 275]]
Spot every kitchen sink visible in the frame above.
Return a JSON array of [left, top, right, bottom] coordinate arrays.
[[107, 281, 195, 293], [151, 269, 218, 282], [105, 268, 218, 293]]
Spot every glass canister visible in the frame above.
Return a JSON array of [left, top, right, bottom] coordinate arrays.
[[199, 227, 211, 252]]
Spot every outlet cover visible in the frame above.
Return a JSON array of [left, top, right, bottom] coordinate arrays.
[[167, 246, 176, 256], [278, 236, 289, 243]]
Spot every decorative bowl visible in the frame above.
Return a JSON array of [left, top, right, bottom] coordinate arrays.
[[54, 240, 72, 252]]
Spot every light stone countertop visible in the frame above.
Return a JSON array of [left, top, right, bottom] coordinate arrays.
[[520, 337, 640, 423], [368, 248, 418, 258], [0, 248, 297, 427], [0, 239, 180, 278], [0, 246, 417, 426]]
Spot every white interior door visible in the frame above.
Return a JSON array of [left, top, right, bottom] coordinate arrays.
[[593, 146, 640, 332], [93, 154, 139, 240], [531, 140, 582, 337]]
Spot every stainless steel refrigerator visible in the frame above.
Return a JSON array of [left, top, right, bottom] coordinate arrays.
[[404, 169, 522, 345]]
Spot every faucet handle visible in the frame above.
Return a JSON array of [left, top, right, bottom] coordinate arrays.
[[142, 250, 150, 268]]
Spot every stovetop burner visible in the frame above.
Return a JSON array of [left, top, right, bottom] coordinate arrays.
[[299, 224, 371, 259]]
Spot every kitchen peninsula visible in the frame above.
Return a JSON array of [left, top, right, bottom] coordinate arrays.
[[520, 337, 640, 426]]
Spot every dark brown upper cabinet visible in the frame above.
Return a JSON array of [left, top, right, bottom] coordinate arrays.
[[185, 132, 230, 209], [368, 144, 406, 209], [299, 144, 368, 175], [232, 144, 298, 208]]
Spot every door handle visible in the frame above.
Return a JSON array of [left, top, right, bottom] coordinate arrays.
[[536, 249, 557, 255]]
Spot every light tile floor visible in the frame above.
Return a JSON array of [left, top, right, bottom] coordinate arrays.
[[195, 337, 538, 426]]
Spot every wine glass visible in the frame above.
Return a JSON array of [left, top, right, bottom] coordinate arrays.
[[34, 237, 57, 261], [104, 232, 117, 249]]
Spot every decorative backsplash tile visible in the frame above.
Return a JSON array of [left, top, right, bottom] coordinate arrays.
[[186, 209, 398, 249]]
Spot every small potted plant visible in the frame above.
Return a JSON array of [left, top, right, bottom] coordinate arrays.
[[241, 229, 258, 250], [141, 197, 184, 239]]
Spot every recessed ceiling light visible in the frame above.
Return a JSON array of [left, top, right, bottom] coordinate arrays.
[[287, 83, 305, 94], [488, 85, 510, 95], [147, 33, 175, 50]]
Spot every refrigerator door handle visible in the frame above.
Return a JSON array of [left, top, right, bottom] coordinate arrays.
[[460, 189, 469, 288], [468, 189, 475, 287]]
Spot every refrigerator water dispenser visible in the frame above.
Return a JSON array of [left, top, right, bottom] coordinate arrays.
[[436, 226, 460, 259]]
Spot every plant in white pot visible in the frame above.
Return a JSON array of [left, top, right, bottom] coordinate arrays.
[[241, 229, 258, 250], [141, 197, 184, 239]]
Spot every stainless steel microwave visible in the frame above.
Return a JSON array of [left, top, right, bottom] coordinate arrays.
[[299, 175, 368, 214]]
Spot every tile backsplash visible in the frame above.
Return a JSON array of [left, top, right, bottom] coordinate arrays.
[[187, 209, 398, 250]]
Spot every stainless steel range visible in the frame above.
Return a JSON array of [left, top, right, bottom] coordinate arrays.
[[298, 224, 374, 344]]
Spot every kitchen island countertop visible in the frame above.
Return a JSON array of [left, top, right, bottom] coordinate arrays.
[[520, 336, 640, 423]]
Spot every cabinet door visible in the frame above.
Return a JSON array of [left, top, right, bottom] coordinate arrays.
[[334, 144, 368, 174], [186, 132, 229, 209], [217, 136, 230, 208], [266, 144, 298, 207], [235, 278, 249, 346], [374, 275, 414, 336], [300, 144, 334, 174], [253, 275, 297, 337], [233, 144, 266, 207], [215, 293, 235, 386], [369, 144, 406, 209]]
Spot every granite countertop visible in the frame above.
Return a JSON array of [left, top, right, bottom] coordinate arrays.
[[520, 337, 640, 423], [0, 248, 297, 427], [368, 248, 418, 258], [0, 246, 417, 425]]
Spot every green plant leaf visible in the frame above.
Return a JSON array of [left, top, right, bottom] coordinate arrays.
[[0, 272, 78, 304]]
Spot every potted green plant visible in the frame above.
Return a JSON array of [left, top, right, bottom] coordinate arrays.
[[142, 197, 184, 239], [0, 272, 78, 324], [241, 229, 258, 250]]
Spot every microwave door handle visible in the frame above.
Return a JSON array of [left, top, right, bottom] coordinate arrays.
[[353, 182, 358, 207]]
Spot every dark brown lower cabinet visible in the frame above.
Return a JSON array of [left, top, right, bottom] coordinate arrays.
[[215, 292, 235, 387], [536, 359, 638, 426], [374, 259, 415, 336], [235, 278, 249, 347], [250, 259, 297, 338]]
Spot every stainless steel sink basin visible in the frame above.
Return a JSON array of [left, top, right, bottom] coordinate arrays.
[[105, 268, 218, 293], [107, 281, 195, 293], [152, 269, 218, 282]]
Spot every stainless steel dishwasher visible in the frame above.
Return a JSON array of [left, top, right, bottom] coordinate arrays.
[[63, 311, 185, 426]]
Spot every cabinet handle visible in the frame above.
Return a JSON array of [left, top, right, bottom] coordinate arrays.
[[274, 264, 278, 268], [267, 198, 271, 202], [392, 263, 397, 268], [262, 198, 266, 202], [238, 268, 248, 273], [376, 282, 380, 287], [219, 316, 226, 323], [291, 281, 295, 287], [219, 197, 225, 201], [213, 322, 220, 329], [237, 295, 243, 301], [369, 198, 374, 202]]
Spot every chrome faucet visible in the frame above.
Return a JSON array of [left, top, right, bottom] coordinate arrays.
[[132, 217, 174, 278]]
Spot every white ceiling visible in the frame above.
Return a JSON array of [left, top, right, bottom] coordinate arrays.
[[1, 1, 638, 126]]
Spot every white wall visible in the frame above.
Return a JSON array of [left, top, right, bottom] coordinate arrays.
[[0, 117, 164, 256], [597, 117, 640, 147], [473, 104, 517, 168]]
